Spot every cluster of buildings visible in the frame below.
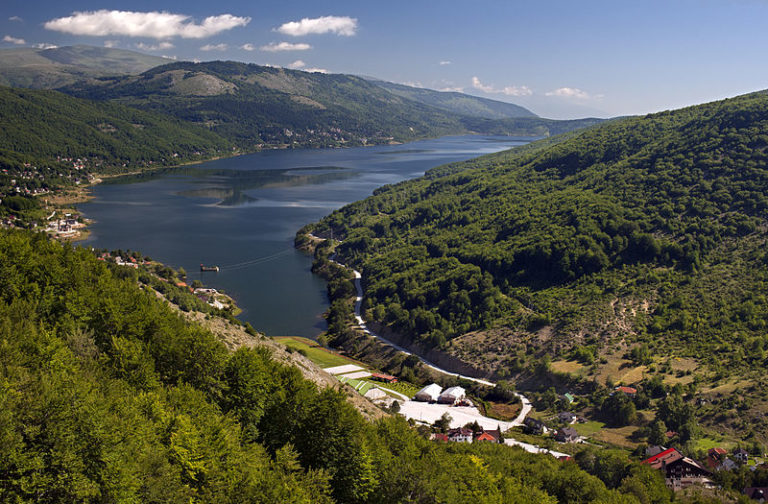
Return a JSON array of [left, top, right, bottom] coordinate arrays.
[[96, 252, 149, 268], [704, 446, 750, 471], [413, 384, 471, 406], [194, 288, 225, 309], [432, 427, 503, 444], [642, 445, 763, 493], [46, 214, 83, 237]]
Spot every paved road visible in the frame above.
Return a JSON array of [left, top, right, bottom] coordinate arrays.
[[325, 250, 532, 427]]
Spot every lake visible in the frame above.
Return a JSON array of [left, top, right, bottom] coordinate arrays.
[[80, 135, 531, 337]]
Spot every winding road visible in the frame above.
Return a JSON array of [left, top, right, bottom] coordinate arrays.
[[325, 251, 532, 427]]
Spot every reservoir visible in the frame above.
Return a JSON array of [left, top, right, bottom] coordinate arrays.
[[80, 135, 530, 337]]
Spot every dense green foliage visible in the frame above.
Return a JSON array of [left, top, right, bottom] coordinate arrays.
[[62, 60, 601, 148], [0, 229, 670, 502], [0, 86, 231, 172], [308, 92, 768, 371]]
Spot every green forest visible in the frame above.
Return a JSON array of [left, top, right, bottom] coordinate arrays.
[[0, 229, 683, 503], [0, 86, 232, 172], [306, 91, 768, 372]]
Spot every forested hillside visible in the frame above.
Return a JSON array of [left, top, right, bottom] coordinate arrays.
[[61, 60, 600, 148], [0, 229, 676, 503], [307, 91, 768, 379], [0, 86, 231, 172]]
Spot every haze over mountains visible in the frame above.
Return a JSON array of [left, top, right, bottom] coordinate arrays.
[[0, 45, 601, 160], [0, 45, 169, 89]]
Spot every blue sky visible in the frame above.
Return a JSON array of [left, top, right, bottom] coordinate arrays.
[[2, 0, 768, 118]]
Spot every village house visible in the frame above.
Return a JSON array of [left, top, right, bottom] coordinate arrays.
[[645, 445, 668, 458], [614, 385, 637, 397], [523, 417, 547, 435], [473, 428, 502, 443], [446, 428, 473, 443], [369, 372, 398, 384], [555, 427, 579, 443], [705, 447, 727, 471], [557, 411, 577, 424], [643, 447, 711, 490], [734, 448, 749, 465]]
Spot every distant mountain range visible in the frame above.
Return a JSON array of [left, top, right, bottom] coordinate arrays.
[[0, 45, 602, 170], [0, 45, 170, 89], [369, 79, 537, 119], [57, 57, 601, 147]]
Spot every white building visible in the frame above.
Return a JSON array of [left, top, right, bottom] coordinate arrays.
[[438, 386, 466, 405], [414, 383, 442, 402]]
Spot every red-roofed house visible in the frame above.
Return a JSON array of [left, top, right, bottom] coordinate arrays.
[[705, 447, 727, 470], [615, 386, 637, 396], [370, 372, 398, 383], [474, 429, 501, 443], [643, 448, 711, 490]]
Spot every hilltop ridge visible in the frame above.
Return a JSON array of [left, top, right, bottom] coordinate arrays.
[[306, 91, 768, 442]]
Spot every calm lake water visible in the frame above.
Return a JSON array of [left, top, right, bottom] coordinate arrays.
[[80, 135, 531, 337]]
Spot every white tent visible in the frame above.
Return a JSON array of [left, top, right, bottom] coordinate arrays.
[[414, 383, 442, 402], [438, 386, 466, 404]]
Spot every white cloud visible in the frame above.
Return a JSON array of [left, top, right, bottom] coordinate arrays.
[[260, 41, 312, 52], [287, 60, 306, 69], [304, 67, 327, 73], [136, 41, 174, 51], [161, 55, 177, 60], [9, 16, 23, 22], [44, 10, 250, 39], [502, 85, 532, 96], [200, 43, 228, 51], [439, 60, 452, 66], [103, 40, 119, 48], [545, 87, 590, 99], [400, 81, 424, 88], [472, 76, 532, 97], [439, 86, 464, 93], [471, 76, 495, 93], [277, 15, 357, 36], [240, 43, 256, 51], [34, 43, 59, 49], [3, 35, 25, 45]]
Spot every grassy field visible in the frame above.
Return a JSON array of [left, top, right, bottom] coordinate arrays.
[[550, 360, 585, 375], [273, 336, 362, 369], [338, 376, 374, 395], [573, 420, 606, 437], [273, 337, 426, 399], [690, 436, 736, 453], [364, 380, 419, 398]]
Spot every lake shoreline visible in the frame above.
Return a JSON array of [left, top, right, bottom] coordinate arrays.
[[77, 135, 528, 337]]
